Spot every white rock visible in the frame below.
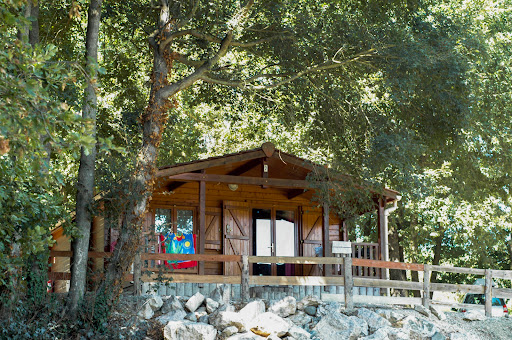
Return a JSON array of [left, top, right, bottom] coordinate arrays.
[[357, 308, 391, 332], [432, 331, 447, 340], [288, 325, 311, 340], [138, 303, 154, 320], [156, 310, 187, 324], [248, 312, 291, 337], [185, 312, 197, 321], [163, 321, 217, 340], [430, 305, 447, 321], [206, 298, 220, 313], [267, 333, 281, 340], [148, 295, 164, 311], [239, 300, 266, 325], [210, 286, 224, 303], [210, 311, 246, 332], [462, 311, 486, 321], [185, 292, 205, 313], [221, 326, 239, 338], [225, 332, 265, 340], [313, 312, 367, 339], [414, 304, 431, 317], [375, 309, 405, 323], [269, 296, 297, 318], [400, 315, 437, 338], [300, 295, 322, 307], [386, 327, 410, 340], [286, 311, 312, 326], [162, 296, 184, 314], [362, 327, 390, 340]]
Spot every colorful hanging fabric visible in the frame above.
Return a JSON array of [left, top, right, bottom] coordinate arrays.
[[159, 232, 197, 269]]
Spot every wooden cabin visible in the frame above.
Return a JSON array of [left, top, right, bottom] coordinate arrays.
[[50, 142, 400, 295]]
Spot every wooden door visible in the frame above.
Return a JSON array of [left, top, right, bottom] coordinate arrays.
[[301, 208, 323, 276], [204, 207, 223, 275], [223, 201, 251, 275]]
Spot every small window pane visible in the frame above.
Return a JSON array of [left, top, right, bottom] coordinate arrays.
[[155, 209, 172, 233], [276, 210, 295, 257], [177, 210, 193, 234]]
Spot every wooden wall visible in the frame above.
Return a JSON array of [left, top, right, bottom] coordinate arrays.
[[148, 181, 341, 276]]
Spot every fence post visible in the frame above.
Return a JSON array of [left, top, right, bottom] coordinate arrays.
[[343, 254, 353, 310], [422, 264, 430, 309], [241, 255, 249, 303], [485, 269, 492, 317]]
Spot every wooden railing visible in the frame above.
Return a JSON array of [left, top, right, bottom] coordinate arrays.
[[49, 251, 512, 316], [350, 242, 380, 278]]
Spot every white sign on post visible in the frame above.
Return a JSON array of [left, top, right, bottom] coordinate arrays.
[[332, 241, 352, 255]]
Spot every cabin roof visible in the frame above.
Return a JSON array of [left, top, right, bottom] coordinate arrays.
[[52, 143, 400, 236], [156, 142, 400, 202]]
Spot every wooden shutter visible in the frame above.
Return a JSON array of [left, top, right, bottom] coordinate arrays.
[[301, 208, 323, 276], [223, 201, 251, 275]]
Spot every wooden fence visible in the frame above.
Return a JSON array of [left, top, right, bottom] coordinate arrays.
[[49, 251, 512, 316]]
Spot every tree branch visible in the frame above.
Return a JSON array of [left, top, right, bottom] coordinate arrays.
[[172, 53, 206, 67], [177, 0, 199, 28], [159, 29, 291, 54], [199, 48, 378, 90], [158, 0, 255, 98], [159, 32, 233, 99]]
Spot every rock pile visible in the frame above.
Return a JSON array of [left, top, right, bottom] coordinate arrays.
[[136, 287, 473, 340]]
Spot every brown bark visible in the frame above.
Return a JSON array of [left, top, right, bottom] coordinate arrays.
[[509, 234, 512, 270], [389, 219, 406, 296], [67, 0, 103, 316], [409, 218, 421, 297], [429, 226, 444, 286]]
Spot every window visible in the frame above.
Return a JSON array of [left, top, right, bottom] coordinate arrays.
[[155, 208, 195, 234]]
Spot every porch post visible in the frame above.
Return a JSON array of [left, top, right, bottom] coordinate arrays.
[[322, 203, 331, 276], [377, 198, 388, 262], [377, 197, 390, 294], [199, 177, 206, 275]]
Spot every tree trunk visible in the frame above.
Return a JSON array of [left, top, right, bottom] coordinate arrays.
[[67, 0, 102, 316], [429, 226, 444, 292], [509, 232, 512, 270], [28, 0, 39, 47], [96, 0, 239, 309], [409, 218, 421, 297], [97, 0, 173, 305], [389, 219, 406, 296]]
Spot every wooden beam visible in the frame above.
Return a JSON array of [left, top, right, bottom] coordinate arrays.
[[287, 189, 307, 200], [431, 265, 486, 275], [352, 258, 424, 271], [262, 158, 268, 188], [250, 275, 345, 286], [198, 176, 206, 275], [322, 203, 331, 276], [485, 269, 492, 317], [142, 273, 242, 284], [141, 253, 241, 262], [157, 150, 266, 177], [248, 256, 343, 265], [227, 158, 261, 176], [323, 293, 422, 306], [168, 173, 310, 189], [261, 142, 275, 157], [422, 264, 431, 308], [377, 198, 386, 262]]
